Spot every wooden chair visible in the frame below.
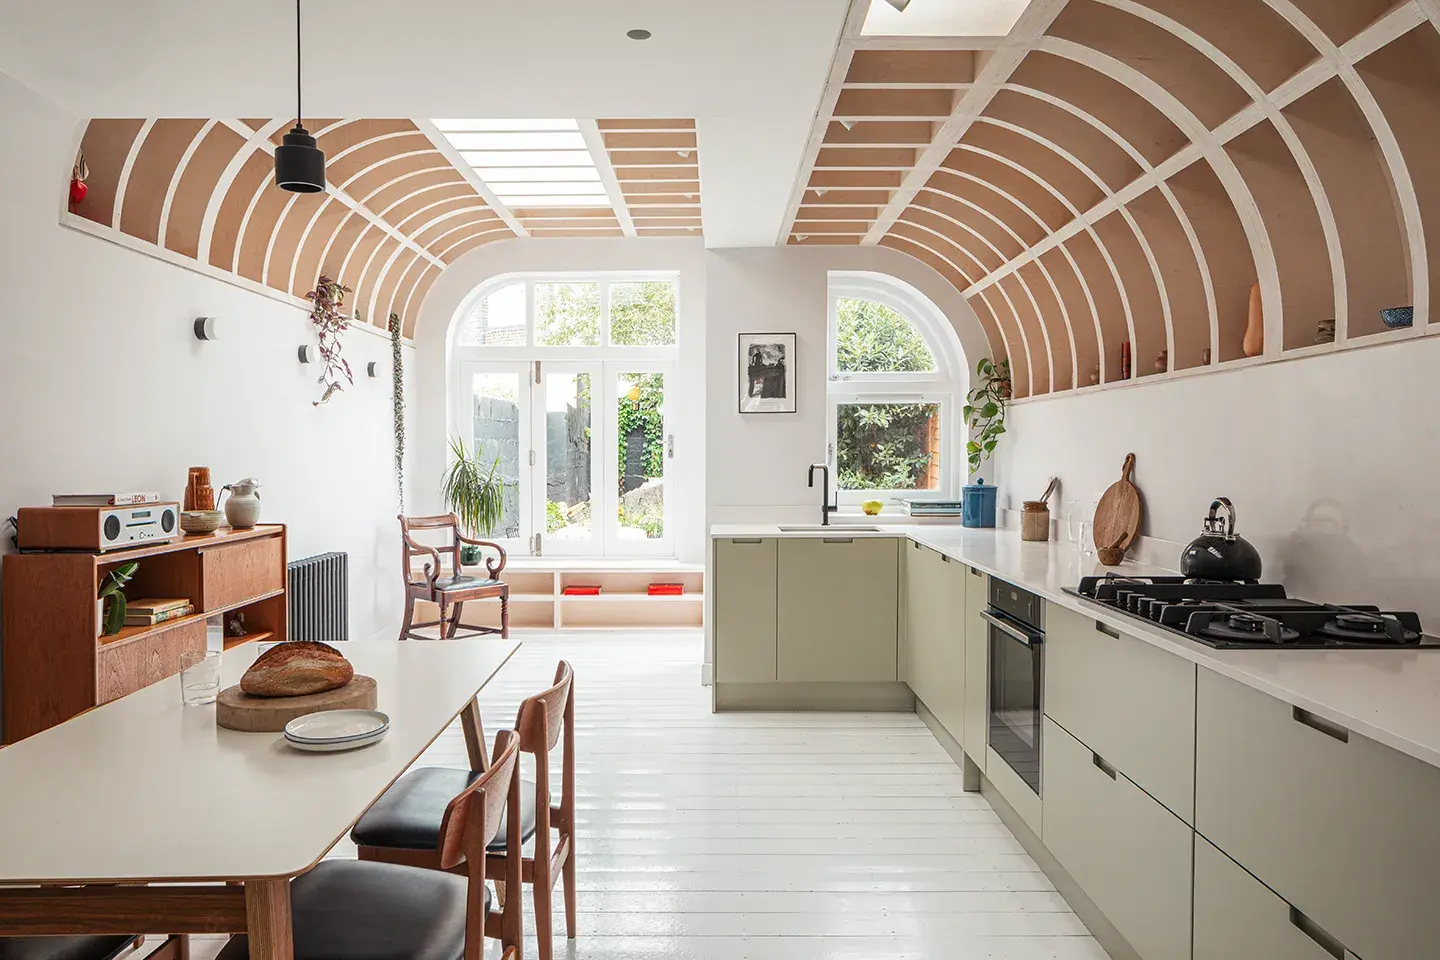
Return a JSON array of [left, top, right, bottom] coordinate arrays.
[[398, 513, 509, 641], [352, 662, 577, 960], [218, 731, 524, 960]]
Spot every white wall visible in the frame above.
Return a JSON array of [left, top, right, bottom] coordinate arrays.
[[412, 237, 709, 562], [0, 70, 411, 643], [704, 245, 990, 524], [996, 338, 1440, 625]]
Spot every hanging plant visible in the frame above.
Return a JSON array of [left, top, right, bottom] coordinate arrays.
[[388, 313, 405, 511], [963, 357, 1012, 476], [305, 275, 354, 405]]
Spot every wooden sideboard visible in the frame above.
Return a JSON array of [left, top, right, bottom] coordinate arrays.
[[2, 524, 287, 743]]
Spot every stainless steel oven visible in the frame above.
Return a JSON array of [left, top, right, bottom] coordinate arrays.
[[985, 578, 1044, 795]]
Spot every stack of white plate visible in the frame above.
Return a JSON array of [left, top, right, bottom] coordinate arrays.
[[284, 710, 390, 752]]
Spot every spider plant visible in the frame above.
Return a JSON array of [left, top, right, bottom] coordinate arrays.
[[441, 435, 508, 546]]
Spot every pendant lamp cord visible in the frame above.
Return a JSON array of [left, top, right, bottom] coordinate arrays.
[[295, 0, 303, 126]]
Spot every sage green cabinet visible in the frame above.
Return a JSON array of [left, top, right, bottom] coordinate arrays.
[[1045, 602, 1196, 822], [1196, 668, 1440, 960], [1042, 717, 1193, 960], [776, 537, 899, 682], [901, 541, 964, 739], [1194, 834, 1338, 960], [961, 564, 988, 771], [713, 538, 777, 683]]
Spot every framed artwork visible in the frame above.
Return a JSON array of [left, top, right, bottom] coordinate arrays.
[[738, 333, 797, 414]]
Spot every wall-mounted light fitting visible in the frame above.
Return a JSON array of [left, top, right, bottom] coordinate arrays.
[[367, 362, 380, 378], [298, 344, 317, 363], [193, 317, 220, 341], [626, 28, 652, 40]]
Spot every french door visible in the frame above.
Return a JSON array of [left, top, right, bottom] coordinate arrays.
[[458, 359, 672, 557]]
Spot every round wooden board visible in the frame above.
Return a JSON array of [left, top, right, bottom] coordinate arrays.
[[216, 675, 378, 732], [1093, 453, 1143, 553]]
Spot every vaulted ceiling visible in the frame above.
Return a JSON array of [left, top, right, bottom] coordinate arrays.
[[783, 0, 1440, 398], [69, 117, 704, 336]]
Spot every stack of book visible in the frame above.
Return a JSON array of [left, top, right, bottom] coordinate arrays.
[[902, 499, 967, 518], [125, 598, 195, 627], [53, 492, 162, 507]]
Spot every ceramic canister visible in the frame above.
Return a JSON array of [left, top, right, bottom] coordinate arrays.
[[962, 480, 998, 528]]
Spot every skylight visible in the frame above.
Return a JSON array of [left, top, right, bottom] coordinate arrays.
[[437, 119, 613, 210]]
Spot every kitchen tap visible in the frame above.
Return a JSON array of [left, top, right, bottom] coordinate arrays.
[[808, 463, 838, 526]]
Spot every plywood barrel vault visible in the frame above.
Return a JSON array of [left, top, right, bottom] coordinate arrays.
[[784, 0, 1440, 399]]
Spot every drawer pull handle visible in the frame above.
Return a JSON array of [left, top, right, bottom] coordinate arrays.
[[1095, 621, 1120, 639], [1091, 752, 1118, 780], [940, 554, 951, 563], [822, 537, 854, 544], [1289, 907, 1345, 959], [729, 538, 764, 544], [1292, 707, 1350, 744], [970, 567, 982, 577]]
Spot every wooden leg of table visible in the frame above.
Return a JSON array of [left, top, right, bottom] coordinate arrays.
[[244, 879, 294, 960], [461, 696, 488, 771]]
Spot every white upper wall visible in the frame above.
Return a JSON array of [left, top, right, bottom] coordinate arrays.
[[0, 0, 851, 246], [0, 70, 410, 641]]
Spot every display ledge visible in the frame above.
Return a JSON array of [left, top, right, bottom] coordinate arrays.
[[99, 588, 285, 649], [710, 523, 1440, 772]]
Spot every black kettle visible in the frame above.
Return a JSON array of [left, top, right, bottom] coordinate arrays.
[[1180, 498, 1263, 581]]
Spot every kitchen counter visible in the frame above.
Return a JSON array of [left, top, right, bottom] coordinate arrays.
[[711, 522, 1440, 771]]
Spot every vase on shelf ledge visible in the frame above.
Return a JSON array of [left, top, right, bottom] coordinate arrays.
[[1243, 283, 1264, 357]]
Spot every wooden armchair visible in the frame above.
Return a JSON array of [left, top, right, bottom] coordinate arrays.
[[398, 513, 509, 641]]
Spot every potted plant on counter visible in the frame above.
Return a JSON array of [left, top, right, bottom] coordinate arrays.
[[441, 436, 508, 565]]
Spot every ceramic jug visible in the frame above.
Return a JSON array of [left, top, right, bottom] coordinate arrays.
[[219, 477, 262, 529]]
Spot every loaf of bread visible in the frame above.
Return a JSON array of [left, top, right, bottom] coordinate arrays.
[[240, 641, 354, 698]]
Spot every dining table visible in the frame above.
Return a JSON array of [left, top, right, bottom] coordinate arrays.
[[0, 637, 520, 958]]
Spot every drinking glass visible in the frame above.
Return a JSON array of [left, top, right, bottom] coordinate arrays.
[[180, 649, 222, 706]]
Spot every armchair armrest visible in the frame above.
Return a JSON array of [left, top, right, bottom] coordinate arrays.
[[404, 534, 444, 587], [455, 532, 507, 579]]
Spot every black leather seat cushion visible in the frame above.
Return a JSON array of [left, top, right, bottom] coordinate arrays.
[[351, 767, 537, 853], [430, 577, 502, 592], [0, 938, 137, 960], [216, 859, 487, 960]]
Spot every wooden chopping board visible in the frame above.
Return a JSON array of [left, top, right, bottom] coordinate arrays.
[[1093, 453, 1143, 554], [216, 676, 377, 732]]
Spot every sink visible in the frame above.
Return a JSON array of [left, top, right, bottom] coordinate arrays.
[[777, 524, 884, 532]]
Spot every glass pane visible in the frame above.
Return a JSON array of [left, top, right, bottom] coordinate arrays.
[[545, 372, 593, 541], [469, 373, 522, 538], [835, 297, 936, 373], [535, 282, 600, 346], [616, 372, 665, 540], [457, 282, 526, 347], [611, 280, 677, 346], [836, 402, 941, 491]]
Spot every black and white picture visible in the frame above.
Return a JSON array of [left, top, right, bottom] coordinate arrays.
[[738, 332, 797, 414]]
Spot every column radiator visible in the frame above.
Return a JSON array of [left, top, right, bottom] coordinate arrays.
[[287, 551, 349, 641]]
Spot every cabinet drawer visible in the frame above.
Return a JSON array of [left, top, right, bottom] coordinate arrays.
[[776, 537, 898, 682], [1042, 717, 1192, 960], [1045, 601, 1196, 822], [1196, 668, 1440, 960], [199, 535, 283, 611], [97, 621, 207, 704], [714, 538, 778, 683], [1194, 834, 1339, 960]]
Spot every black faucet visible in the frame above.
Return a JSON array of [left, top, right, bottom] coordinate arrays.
[[808, 463, 839, 526]]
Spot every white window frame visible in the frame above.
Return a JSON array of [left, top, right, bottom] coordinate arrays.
[[448, 272, 680, 557], [826, 272, 967, 507]]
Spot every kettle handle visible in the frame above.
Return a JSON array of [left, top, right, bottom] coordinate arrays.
[[1204, 497, 1236, 538]]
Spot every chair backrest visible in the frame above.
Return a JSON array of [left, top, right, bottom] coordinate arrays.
[[399, 513, 461, 583], [514, 660, 574, 755], [436, 729, 519, 870]]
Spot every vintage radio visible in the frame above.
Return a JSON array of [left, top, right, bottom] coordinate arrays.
[[17, 503, 181, 552]]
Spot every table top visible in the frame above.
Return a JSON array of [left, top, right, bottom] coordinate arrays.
[[0, 638, 519, 884]]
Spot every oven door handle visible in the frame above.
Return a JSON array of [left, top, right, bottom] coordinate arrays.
[[982, 610, 1044, 646]]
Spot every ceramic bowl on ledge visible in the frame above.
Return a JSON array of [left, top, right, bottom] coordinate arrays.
[[180, 510, 225, 535]]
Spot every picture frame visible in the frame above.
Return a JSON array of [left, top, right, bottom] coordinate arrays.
[[738, 332, 797, 414]]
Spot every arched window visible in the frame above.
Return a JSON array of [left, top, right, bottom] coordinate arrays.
[[827, 272, 966, 505], [448, 272, 680, 558]]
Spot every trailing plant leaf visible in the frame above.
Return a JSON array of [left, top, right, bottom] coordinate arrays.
[[965, 357, 1011, 476], [388, 313, 405, 512], [305, 275, 354, 406]]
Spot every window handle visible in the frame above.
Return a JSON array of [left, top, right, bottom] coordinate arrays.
[[666, 434, 674, 459]]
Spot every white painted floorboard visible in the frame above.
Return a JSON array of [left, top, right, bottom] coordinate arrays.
[[155, 632, 1106, 960]]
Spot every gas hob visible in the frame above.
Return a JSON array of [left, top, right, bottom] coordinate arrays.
[[1066, 575, 1439, 650]]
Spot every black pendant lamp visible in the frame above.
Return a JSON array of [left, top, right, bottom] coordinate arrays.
[[275, 0, 326, 193]]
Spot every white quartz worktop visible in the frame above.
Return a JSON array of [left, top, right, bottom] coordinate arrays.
[[711, 522, 1440, 771]]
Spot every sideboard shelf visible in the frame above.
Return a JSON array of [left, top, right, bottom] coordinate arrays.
[[1, 524, 288, 743]]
